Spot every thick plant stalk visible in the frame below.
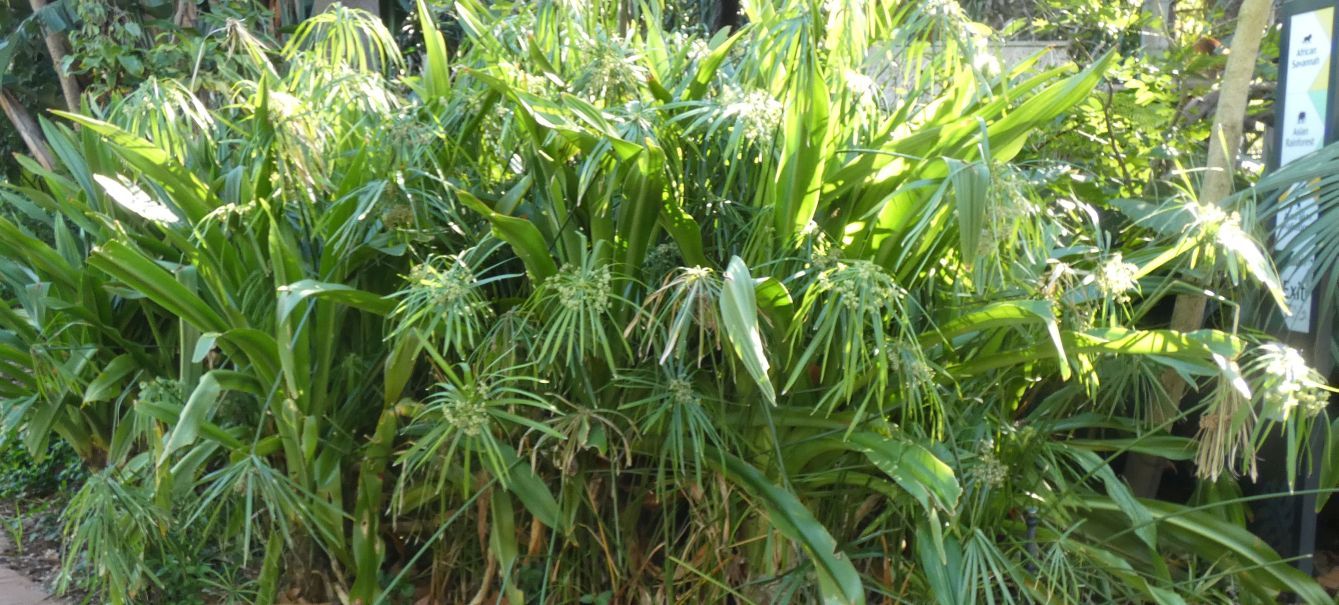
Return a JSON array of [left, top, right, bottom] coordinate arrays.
[[28, 0, 81, 112], [0, 90, 56, 170], [1124, 0, 1274, 498]]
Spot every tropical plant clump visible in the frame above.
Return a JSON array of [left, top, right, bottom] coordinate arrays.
[[0, 1, 1333, 604]]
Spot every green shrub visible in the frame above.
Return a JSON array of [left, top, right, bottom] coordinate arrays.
[[0, 429, 84, 501], [0, 1, 1330, 604]]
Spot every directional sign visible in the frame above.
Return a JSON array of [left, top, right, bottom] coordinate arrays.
[[1271, 0, 1339, 576], [1275, 2, 1339, 333]]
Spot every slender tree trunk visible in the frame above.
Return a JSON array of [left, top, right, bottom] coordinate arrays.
[[1124, 0, 1275, 498], [28, 0, 81, 112], [0, 90, 56, 170], [174, 0, 200, 29], [1142, 0, 1172, 56]]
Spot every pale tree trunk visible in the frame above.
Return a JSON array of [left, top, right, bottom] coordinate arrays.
[[173, 0, 199, 29], [1124, 0, 1275, 498], [28, 0, 80, 112], [0, 90, 56, 170], [312, 0, 380, 17], [1141, 0, 1172, 56]]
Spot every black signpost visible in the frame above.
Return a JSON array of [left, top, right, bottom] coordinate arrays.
[[1272, 0, 1339, 577]]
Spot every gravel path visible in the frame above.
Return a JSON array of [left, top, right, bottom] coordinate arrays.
[[0, 535, 62, 605]]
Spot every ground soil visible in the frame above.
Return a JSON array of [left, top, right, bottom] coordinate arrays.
[[0, 502, 70, 604]]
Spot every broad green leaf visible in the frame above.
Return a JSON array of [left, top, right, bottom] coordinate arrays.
[[89, 241, 228, 332], [159, 371, 223, 466], [385, 333, 422, 406], [93, 174, 182, 224], [948, 159, 989, 274], [846, 432, 960, 512], [53, 111, 215, 221], [927, 300, 1070, 379], [83, 354, 136, 403], [0, 215, 78, 291], [1320, 416, 1339, 510], [773, 49, 831, 247], [1069, 448, 1157, 551], [985, 51, 1115, 162], [416, 0, 452, 101], [618, 140, 665, 278], [659, 191, 709, 268], [456, 188, 558, 282], [686, 27, 747, 100], [916, 518, 963, 605], [711, 452, 865, 605], [276, 279, 393, 324], [1067, 436, 1196, 461], [719, 257, 775, 405], [1080, 496, 1330, 604], [496, 442, 565, 532]]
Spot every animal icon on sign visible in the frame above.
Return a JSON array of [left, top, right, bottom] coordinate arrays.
[[1300, 111, 1309, 124], [1306, 33, 1314, 43]]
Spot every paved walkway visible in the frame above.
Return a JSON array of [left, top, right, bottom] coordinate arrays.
[[0, 535, 62, 605]]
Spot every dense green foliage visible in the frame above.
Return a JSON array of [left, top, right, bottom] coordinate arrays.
[[0, 1, 1334, 604], [0, 428, 83, 501]]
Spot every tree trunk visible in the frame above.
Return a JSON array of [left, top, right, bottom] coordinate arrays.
[[174, 0, 200, 29], [28, 0, 81, 112], [0, 90, 56, 170], [1124, 0, 1275, 498], [312, 0, 380, 17], [1141, 0, 1172, 56]]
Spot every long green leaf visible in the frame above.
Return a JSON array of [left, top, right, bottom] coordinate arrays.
[[846, 432, 960, 512], [89, 241, 228, 332], [1080, 496, 1330, 605], [719, 257, 775, 405], [276, 279, 393, 324], [456, 188, 558, 282], [415, 0, 452, 101], [711, 452, 865, 605]]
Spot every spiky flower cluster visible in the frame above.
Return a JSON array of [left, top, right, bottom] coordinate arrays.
[[887, 343, 933, 385], [1254, 343, 1329, 422], [439, 386, 490, 437], [719, 85, 783, 145], [967, 438, 1007, 488], [1187, 201, 1228, 229], [578, 41, 646, 100], [391, 253, 493, 351], [382, 203, 415, 230], [667, 375, 701, 408], [922, 0, 967, 20], [970, 42, 1001, 77], [686, 38, 710, 64], [1195, 384, 1257, 481], [497, 60, 550, 96], [817, 260, 904, 313], [410, 257, 476, 309], [137, 377, 184, 407], [551, 262, 613, 314], [1094, 253, 1139, 302], [1188, 201, 1249, 245]]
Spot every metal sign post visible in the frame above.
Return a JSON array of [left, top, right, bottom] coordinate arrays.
[[1272, 0, 1339, 576]]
